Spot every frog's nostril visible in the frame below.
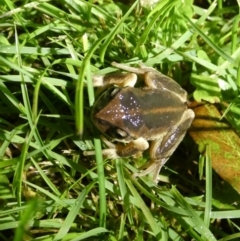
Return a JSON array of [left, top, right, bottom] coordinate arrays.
[[98, 119, 107, 125]]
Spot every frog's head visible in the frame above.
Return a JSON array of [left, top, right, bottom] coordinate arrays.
[[91, 86, 138, 142]]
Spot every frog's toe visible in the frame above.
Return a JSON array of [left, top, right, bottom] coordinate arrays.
[[132, 158, 168, 183], [83, 148, 120, 159]]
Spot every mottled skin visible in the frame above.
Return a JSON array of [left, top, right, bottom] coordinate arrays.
[[84, 62, 194, 182]]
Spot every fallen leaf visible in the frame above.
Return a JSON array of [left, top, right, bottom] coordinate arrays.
[[189, 102, 240, 193]]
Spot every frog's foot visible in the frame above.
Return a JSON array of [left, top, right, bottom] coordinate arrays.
[[83, 136, 120, 159], [132, 158, 169, 183], [84, 136, 148, 160], [83, 148, 120, 159]]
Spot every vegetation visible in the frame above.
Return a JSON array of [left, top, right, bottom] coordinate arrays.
[[0, 0, 240, 240]]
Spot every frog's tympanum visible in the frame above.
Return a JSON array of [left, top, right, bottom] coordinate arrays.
[[84, 62, 195, 182]]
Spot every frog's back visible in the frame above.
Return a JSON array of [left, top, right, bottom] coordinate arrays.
[[121, 87, 187, 139]]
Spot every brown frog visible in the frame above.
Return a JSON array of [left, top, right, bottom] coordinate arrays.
[[84, 62, 194, 182]]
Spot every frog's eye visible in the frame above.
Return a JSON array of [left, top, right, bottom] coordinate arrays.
[[115, 128, 128, 138], [106, 127, 129, 140]]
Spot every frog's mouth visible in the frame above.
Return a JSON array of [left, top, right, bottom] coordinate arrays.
[[93, 117, 130, 141]]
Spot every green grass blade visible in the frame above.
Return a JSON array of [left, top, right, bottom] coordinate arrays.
[[53, 181, 97, 240], [185, 15, 235, 65], [203, 145, 212, 229], [170, 187, 216, 241], [125, 178, 167, 239], [99, 0, 139, 62]]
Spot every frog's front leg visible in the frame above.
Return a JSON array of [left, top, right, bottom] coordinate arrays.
[[117, 137, 149, 158], [84, 137, 149, 160], [134, 109, 194, 182]]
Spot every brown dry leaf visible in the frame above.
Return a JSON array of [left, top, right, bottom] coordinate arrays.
[[189, 102, 240, 193]]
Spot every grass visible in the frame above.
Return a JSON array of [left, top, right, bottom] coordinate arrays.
[[0, 0, 240, 240]]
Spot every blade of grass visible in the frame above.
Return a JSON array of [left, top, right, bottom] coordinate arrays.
[[170, 187, 216, 241], [71, 228, 109, 241], [203, 145, 212, 229], [231, 14, 240, 54], [237, 61, 240, 88], [25, 181, 69, 207], [53, 181, 97, 241], [145, 0, 218, 65], [36, 2, 83, 32], [13, 25, 32, 207], [124, 169, 192, 216], [75, 33, 107, 227], [30, 158, 61, 196], [94, 137, 106, 228], [75, 34, 106, 135], [184, 15, 235, 65], [135, 0, 178, 52], [125, 178, 167, 240], [218, 232, 240, 241], [99, 0, 139, 62], [13, 198, 40, 241], [211, 210, 240, 219], [116, 159, 133, 225], [0, 45, 71, 55]]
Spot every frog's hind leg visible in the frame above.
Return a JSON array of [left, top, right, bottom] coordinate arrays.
[[134, 109, 194, 183], [93, 72, 137, 87], [132, 157, 168, 182], [144, 71, 187, 102], [84, 136, 149, 160]]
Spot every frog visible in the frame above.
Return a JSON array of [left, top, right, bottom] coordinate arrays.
[[84, 62, 195, 182]]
